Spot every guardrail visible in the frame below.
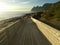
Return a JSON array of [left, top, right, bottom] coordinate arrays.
[[0, 19, 22, 45]]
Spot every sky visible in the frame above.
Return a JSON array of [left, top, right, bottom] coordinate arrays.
[[0, 0, 59, 11]]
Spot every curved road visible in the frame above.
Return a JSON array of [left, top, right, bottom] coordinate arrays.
[[9, 18, 52, 45]]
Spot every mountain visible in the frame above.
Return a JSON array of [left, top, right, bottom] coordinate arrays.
[[43, 1, 60, 20], [31, 3, 52, 12], [31, 1, 60, 21], [31, 1, 60, 30]]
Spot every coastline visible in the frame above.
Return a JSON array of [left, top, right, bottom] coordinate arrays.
[[0, 11, 60, 30]]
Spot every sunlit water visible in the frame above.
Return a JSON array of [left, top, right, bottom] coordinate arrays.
[[0, 11, 32, 21]]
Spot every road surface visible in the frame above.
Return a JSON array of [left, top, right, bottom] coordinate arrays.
[[8, 17, 52, 45]]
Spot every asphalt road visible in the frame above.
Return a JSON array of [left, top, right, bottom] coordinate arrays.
[[9, 18, 52, 45]]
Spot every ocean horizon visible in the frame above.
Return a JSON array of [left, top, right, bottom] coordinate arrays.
[[0, 11, 32, 21]]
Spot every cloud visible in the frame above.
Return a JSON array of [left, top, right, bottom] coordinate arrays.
[[20, 1, 30, 5], [0, 0, 16, 3], [0, 0, 31, 11]]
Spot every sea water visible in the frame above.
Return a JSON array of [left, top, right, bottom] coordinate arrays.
[[0, 11, 32, 21]]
